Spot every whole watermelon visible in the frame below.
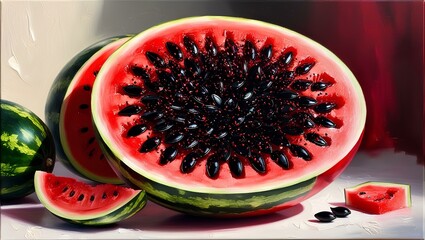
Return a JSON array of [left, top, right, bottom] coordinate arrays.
[[1, 99, 56, 200]]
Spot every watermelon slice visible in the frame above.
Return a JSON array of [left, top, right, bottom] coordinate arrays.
[[34, 171, 147, 225], [344, 181, 411, 214]]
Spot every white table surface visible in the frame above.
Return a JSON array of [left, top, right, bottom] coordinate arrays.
[[2, 149, 424, 239]]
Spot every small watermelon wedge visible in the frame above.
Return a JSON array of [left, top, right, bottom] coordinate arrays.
[[34, 171, 147, 226], [344, 181, 411, 214]]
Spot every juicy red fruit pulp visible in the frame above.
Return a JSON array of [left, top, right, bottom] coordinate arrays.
[[112, 31, 344, 180]]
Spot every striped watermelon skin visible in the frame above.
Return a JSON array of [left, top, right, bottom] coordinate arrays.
[[1, 99, 55, 200], [44, 36, 131, 184], [34, 171, 147, 226]]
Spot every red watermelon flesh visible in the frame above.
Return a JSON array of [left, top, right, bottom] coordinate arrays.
[[344, 182, 411, 214], [59, 37, 131, 183]]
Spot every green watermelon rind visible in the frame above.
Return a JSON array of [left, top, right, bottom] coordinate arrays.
[[34, 171, 147, 226], [45, 36, 131, 184], [1, 100, 55, 200], [344, 181, 412, 207]]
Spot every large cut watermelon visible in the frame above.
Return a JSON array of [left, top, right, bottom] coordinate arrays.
[[45, 36, 131, 184], [91, 16, 366, 216], [34, 171, 147, 226], [1, 99, 55, 200]]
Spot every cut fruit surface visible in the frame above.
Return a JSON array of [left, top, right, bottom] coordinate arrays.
[[92, 16, 366, 216], [45, 36, 131, 184], [34, 171, 146, 225], [344, 181, 411, 214]]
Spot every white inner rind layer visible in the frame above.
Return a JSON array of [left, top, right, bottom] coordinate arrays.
[[92, 16, 367, 194]]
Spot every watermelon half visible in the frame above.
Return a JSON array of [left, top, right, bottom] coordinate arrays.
[[91, 16, 366, 216], [34, 171, 147, 225], [45, 36, 131, 184]]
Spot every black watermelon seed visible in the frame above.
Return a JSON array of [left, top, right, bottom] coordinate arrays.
[[330, 207, 351, 217], [146, 51, 165, 68], [118, 105, 142, 116], [80, 127, 89, 133], [271, 134, 291, 147], [247, 65, 262, 81], [290, 144, 312, 160], [170, 103, 183, 111], [113, 190, 119, 197], [233, 144, 251, 157], [291, 80, 312, 91], [305, 132, 328, 146], [215, 131, 228, 139], [123, 85, 143, 97], [224, 98, 237, 111], [205, 104, 219, 113], [142, 111, 163, 121], [275, 89, 299, 100], [314, 102, 337, 113], [244, 40, 256, 60], [206, 154, 220, 178], [140, 137, 161, 152], [282, 126, 304, 135], [205, 37, 218, 56], [281, 51, 293, 65], [311, 82, 331, 91], [166, 41, 183, 60], [297, 96, 318, 107], [183, 138, 199, 149], [259, 80, 273, 91], [79, 104, 89, 109], [225, 38, 238, 55], [186, 123, 199, 130], [180, 152, 198, 173], [160, 146, 178, 164], [102, 192, 107, 199], [196, 143, 211, 157], [90, 195, 95, 201], [243, 92, 254, 101], [315, 116, 337, 128], [83, 84, 91, 91], [295, 62, 315, 75], [69, 190, 75, 197], [154, 120, 173, 132], [77, 194, 84, 201], [184, 58, 201, 75], [248, 153, 266, 174], [183, 36, 199, 56], [141, 95, 161, 105], [143, 78, 160, 91], [131, 65, 149, 79], [205, 127, 214, 135], [228, 156, 244, 177], [314, 211, 336, 222], [158, 71, 176, 85], [261, 45, 273, 61], [211, 94, 223, 106], [165, 132, 184, 144], [127, 124, 147, 137], [271, 150, 290, 169], [232, 80, 245, 90]]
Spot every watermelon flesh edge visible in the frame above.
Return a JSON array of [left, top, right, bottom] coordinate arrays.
[[45, 36, 131, 184], [34, 171, 147, 225], [59, 36, 131, 184], [92, 16, 366, 216], [344, 181, 411, 214]]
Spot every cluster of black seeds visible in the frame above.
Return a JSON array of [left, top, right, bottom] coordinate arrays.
[[117, 34, 339, 178]]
